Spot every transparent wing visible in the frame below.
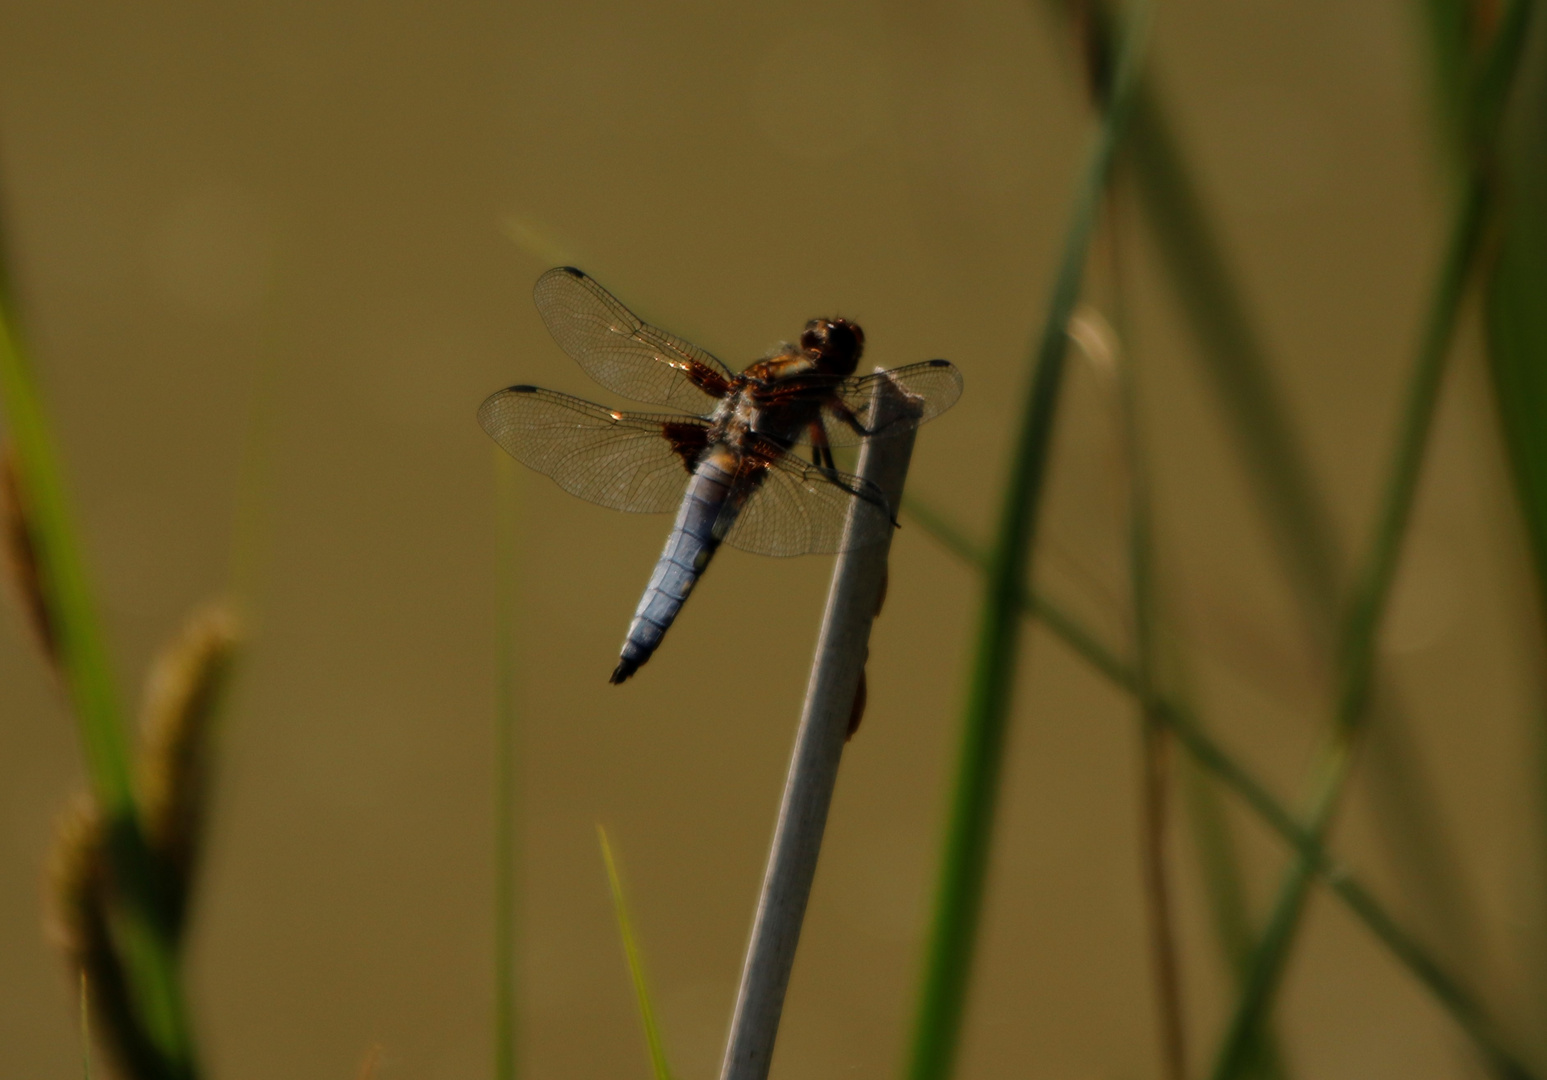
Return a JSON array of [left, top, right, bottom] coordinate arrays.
[[817, 359, 964, 447], [478, 385, 708, 513], [719, 437, 894, 557], [533, 267, 736, 412]]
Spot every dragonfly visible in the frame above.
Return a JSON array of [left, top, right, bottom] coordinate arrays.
[[479, 267, 963, 684]]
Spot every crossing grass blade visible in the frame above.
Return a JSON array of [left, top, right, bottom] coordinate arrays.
[[1076, 1, 1484, 992], [0, 253, 198, 1079], [901, 493, 1537, 1077], [1475, 0, 1547, 1038], [903, 8, 1151, 1077], [597, 826, 674, 1080], [1416, 0, 1485, 161], [1205, 7, 1534, 1071], [1204, 184, 1489, 1080], [1176, 755, 1287, 1080]]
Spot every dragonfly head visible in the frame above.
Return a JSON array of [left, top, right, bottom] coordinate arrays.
[[800, 317, 866, 376]]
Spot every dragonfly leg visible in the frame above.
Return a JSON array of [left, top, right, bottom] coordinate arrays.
[[809, 421, 840, 480], [830, 400, 881, 439]]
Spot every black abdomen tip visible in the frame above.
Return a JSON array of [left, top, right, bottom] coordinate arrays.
[[610, 658, 638, 684]]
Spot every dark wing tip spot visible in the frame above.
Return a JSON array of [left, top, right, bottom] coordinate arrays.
[[508, 384, 539, 393], [557, 266, 585, 278], [927, 358, 952, 368]]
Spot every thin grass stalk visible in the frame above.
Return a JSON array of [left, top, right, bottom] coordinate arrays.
[[494, 452, 520, 1080], [1138, 69, 1483, 999], [1073, 2, 1484, 986], [1137, 682, 1185, 1080], [1058, 8, 1481, 1049], [1083, 200, 1188, 1078], [1175, 754, 1287, 1080], [0, 262, 196, 1077], [1055, 18, 1319, 1060], [1205, 155, 1499, 1080], [904, 6, 1151, 1076], [80, 971, 93, 1080], [598, 827, 673, 1080], [1104, 291, 1187, 1079], [1207, 3, 1536, 1071], [901, 495, 1536, 1078], [1126, 96, 1477, 954], [1162, 689, 1536, 1080], [1049, 0, 1343, 791]]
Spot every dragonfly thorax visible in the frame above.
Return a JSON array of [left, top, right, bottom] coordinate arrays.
[[709, 383, 813, 452]]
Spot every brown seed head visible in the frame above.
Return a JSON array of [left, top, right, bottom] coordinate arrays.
[[137, 603, 240, 920], [45, 797, 169, 1079]]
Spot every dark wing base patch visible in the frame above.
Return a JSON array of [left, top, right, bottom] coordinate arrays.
[[533, 267, 734, 412], [478, 385, 707, 514]]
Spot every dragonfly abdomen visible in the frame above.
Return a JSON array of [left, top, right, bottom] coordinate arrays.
[[611, 453, 736, 683]]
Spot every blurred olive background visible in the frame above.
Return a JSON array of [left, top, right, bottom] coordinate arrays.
[[0, 1, 1542, 1078]]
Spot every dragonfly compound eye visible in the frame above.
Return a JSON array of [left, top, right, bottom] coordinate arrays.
[[802, 317, 865, 375]]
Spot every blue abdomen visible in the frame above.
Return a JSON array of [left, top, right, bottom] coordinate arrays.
[[611, 455, 735, 683]]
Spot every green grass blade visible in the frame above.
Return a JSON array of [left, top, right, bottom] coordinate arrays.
[[903, 495, 1534, 1077], [494, 452, 520, 1080], [1206, 7, 1537, 1074], [597, 826, 673, 1080], [0, 293, 134, 841], [1056, 1, 1482, 989], [1206, 90, 1512, 1080], [1162, 690, 1537, 1080], [1480, 0, 1547, 1038], [0, 259, 197, 1079], [1416, 0, 1484, 161], [903, 9, 1151, 1077], [1485, 18, 1547, 562]]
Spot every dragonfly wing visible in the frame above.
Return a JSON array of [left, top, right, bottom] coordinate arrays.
[[479, 385, 708, 513], [533, 267, 736, 412], [719, 436, 893, 557], [818, 359, 963, 447]]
